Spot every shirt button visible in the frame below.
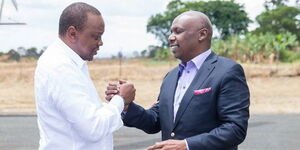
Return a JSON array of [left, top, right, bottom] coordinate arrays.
[[187, 71, 190, 73], [183, 86, 186, 89], [171, 132, 175, 137]]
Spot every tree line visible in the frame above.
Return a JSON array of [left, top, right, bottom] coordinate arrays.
[[2, 0, 299, 63], [0, 47, 45, 61], [142, 0, 300, 63]]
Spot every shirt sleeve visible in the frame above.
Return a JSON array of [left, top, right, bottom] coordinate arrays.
[[48, 64, 124, 142], [109, 95, 124, 113], [185, 139, 190, 150]]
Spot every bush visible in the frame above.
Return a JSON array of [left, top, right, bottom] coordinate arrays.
[[280, 50, 300, 62], [212, 32, 299, 63], [154, 48, 171, 61]]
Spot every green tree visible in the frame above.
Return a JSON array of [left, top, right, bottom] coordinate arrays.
[[264, 0, 289, 10], [255, 6, 300, 40], [8, 49, 20, 61], [26, 47, 40, 58], [154, 48, 172, 60], [264, 0, 299, 10], [185, 0, 251, 39], [140, 50, 148, 58], [147, 0, 187, 48], [147, 45, 162, 58]]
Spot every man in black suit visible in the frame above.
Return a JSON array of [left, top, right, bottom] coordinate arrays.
[[106, 10, 250, 150]]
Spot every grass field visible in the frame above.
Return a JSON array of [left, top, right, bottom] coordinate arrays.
[[0, 59, 299, 115]]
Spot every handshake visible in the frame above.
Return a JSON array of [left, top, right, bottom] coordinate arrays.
[[105, 80, 136, 111]]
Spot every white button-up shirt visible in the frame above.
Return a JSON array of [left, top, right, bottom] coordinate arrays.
[[34, 38, 124, 150]]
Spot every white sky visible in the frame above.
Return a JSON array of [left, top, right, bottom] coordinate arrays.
[[0, 0, 266, 58]]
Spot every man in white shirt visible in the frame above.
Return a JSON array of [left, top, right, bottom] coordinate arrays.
[[34, 2, 135, 150]]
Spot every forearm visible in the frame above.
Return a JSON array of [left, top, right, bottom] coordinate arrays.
[[48, 64, 126, 142], [186, 121, 247, 150], [61, 96, 124, 142]]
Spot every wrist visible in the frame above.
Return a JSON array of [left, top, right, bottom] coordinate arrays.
[[109, 95, 124, 113]]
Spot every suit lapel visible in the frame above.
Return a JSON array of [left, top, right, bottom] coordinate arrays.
[[173, 52, 218, 128], [164, 68, 180, 128]]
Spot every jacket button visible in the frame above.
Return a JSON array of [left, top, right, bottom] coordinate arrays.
[[171, 132, 175, 137]]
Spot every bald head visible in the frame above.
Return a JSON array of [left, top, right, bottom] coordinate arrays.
[[168, 11, 213, 62], [175, 10, 213, 39]]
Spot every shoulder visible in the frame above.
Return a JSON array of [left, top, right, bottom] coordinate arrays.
[[213, 55, 247, 84], [216, 55, 239, 68], [203, 53, 246, 84], [214, 55, 244, 72], [36, 43, 76, 77]]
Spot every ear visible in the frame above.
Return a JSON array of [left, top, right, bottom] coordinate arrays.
[[65, 26, 78, 43], [198, 28, 208, 42]]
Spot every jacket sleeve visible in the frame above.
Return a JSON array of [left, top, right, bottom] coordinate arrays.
[[123, 101, 161, 134], [186, 64, 250, 150], [122, 71, 173, 134]]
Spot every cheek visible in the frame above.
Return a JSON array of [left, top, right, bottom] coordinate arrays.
[[83, 41, 95, 50], [184, 36, 197, 47], [89, 41, 98, 48]]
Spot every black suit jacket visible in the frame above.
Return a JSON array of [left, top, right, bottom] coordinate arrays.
[[123, 52, 250, 150]]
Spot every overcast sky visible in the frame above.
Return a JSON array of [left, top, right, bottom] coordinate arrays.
[[0, 0, 266, 58]]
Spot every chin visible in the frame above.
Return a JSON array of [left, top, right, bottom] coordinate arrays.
[[173, 54, 180, 59], [84, 56, 93, 61]]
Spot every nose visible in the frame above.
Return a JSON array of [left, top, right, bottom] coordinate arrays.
[[168, 33, 176, 44], [98, 39, 103, 46]]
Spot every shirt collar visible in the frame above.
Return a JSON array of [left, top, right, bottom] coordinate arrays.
[[57, 38, 86, 69], [178, 49, 212, 74]]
